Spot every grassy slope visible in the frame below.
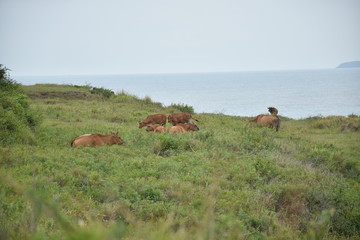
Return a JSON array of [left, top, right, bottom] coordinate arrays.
[[1, 84, 359, 240]]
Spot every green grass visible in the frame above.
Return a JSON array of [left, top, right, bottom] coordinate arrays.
[[1, 84, 359, 240]]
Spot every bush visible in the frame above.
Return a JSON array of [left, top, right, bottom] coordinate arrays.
[[169, 103, 194, 113], [90, 87, 115, 98], [153, 136, 183, 157], [0, 65, 41, 145], [309, 116, 347, 129], [0, 65, 20, 92]]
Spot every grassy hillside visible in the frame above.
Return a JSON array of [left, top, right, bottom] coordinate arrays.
[[1, 84, 359, 240]]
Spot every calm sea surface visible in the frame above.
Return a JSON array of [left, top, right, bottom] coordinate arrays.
[[14, 69, 360, 119]]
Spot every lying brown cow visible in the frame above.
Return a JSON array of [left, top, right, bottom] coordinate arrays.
[[146, 124, 167, 133], [250, 115, 281, 132], [168, 123, 200, 133], [168, 126, 185, 133], [168, 112, 198, 126], [139, 114, 167, 128], [154, 126, 167, 133], [71, 133, 124, 147]]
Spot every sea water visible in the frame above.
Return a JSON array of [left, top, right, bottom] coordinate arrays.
[[14, 68, 360, 119]]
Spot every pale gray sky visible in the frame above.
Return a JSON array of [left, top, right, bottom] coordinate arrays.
[[1, 0, 359, 75]]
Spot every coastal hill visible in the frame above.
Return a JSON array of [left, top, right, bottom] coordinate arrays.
[[337, 61, 360, 68], [1, 83, 359, 239]]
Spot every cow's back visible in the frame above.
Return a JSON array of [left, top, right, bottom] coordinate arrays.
[[168, 126, 185, 133], [176, 123, 199, 131], [71, 133, 123, 147], [146, 124, 166, 132], [72, 135, 95, 147], [252, 115, 280, 131], [146, 124, 159, 132], [154, 126, 167, 133], [91, 134, 119, 146], [258, 115, 278, 125], [153, 114, 167, 124], [140, 114, 167, 128], [168, 113, 192, 125]]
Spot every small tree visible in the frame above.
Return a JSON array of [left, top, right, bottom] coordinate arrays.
[[0, 65, 20, 91]]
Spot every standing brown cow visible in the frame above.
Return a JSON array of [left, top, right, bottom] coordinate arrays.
[[250, 115, 280, 131], [139, 114, 167, 128], [71, 133, 124, 147], [168, 112, 197, 126]]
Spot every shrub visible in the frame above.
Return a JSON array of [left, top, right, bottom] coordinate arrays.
[[309, 116, 347, 129], [153, 136, 183, 157], [90, 87, 115, 98], [0, 66, 20, 92], [168, 103, 194, 113], [143, 96, 153, 105], [275, 184, 310, 228], [0, 65, 41, 145]]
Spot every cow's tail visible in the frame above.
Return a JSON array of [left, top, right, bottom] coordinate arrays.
[[70, 139, 75, 147]]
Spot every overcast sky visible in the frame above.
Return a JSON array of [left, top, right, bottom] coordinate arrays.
[[1, 0, 359, 75]]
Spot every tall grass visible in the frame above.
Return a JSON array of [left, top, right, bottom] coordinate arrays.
[[0, 84, 359, 239]]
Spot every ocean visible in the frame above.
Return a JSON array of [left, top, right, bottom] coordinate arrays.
[[14, 68, 360, 119]]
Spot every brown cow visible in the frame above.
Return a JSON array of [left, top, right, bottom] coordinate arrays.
[[154, 126, 167, 133], [168, 126, 186, 133], [168, 123, 200, 133], [250, 115, 280, 131], [146, 124, 166, 133], [71, 133, 124, 147], [175, 123, 200, 131], [139, 114, 167, 128], [168, 112, 198, 126], [145, 124, 160, 132]]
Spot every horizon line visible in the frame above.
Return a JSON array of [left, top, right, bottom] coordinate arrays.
[[11, 66, 348, 77]]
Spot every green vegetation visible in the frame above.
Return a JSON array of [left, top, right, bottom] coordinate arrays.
[[1, 82, 359, 240], [168, 103, 195, 114], [0, 65, 41, 145]]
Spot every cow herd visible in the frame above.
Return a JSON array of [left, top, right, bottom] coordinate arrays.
[[71, 107, 280, 147], [139, 113, 199, 133]]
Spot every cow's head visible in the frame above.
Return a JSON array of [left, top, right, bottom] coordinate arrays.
[[139, 121, 146, 128], [146, 124, 157, 132], [188, 123, 199, 131], [111, 132, 124, 145]]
